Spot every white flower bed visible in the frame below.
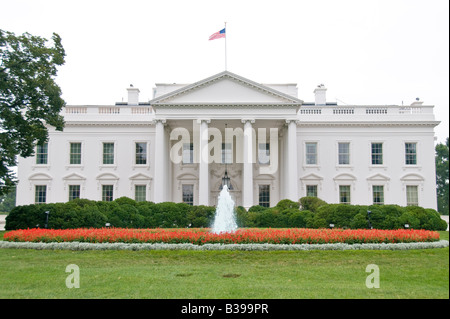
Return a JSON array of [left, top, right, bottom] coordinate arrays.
[[0, 240, 448, 251]]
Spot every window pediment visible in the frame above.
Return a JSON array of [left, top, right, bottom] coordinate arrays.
[[366, 173, 390, 181], [29, 173, 52, 181], [400, 173, 424, 182], [63, 173, 86, 181], [333, 173, 357, 181], [96, 172, 119, 180]]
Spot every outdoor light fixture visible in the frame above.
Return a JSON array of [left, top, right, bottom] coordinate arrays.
[[220, 124, 233, 191], [404, 224, 410, 229], [105, 223, 111, 228], [44, 211, 50, 229], [367, 210, 373, 229], [329, 223, 335, 229], [220, 168, 233, 191]]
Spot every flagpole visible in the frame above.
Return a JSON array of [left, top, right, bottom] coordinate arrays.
[[224, 22, 227, 70]]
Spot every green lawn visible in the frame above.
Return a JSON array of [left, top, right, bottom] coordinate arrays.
[[0, 231, 448, 299]]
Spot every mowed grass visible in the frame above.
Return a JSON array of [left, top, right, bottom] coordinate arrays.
[[0, 231, 448, 299]]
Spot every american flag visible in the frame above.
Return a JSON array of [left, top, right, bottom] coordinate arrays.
[[209, 28, 226, 41]]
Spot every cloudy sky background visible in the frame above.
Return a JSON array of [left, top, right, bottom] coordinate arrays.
[[2, 0, 449, 143]]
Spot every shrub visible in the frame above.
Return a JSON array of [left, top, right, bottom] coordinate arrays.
[[187, 205, 216, 227], [4, 197, 447, 231], [114, 196, 137, 206], [299, 197, 327, 213], [235, 206, 248, 227], [276, 199, 300, 210], [288, 210, 314, 228], [248, 205, 266, 213], [5, 204, 46, 230]]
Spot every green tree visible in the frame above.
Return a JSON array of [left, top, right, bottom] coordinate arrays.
[[435, 138, 449, 215], [0, 186, 15, 212], [0, 29, 65, 195]]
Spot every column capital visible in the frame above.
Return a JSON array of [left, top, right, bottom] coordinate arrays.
[[196, 119, 211, 124], [153, 119, 167, 125], [285, 119, 298, 125], [241, 119, 255, 124]]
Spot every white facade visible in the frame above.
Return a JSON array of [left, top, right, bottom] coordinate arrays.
[[16, 71, 440, 210]]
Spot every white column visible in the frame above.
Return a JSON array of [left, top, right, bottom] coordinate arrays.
[[242, 119, 255, 209], [286, 119, 298, 201], [197, 119, 210, 206], [153, 119, 167, 203]]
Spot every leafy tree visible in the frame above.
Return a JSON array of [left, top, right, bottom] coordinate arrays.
[[0, 29, 65, 196], [435, 138, 449, 215], [0, 186, 15, 212]]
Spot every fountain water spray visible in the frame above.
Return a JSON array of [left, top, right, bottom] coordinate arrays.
[[211, 185, 238, 234]]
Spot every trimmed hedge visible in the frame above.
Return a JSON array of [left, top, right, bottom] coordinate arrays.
[[239, 199, 447, 231], [5, 196, 448, 231]]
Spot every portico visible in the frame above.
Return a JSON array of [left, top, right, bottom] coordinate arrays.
[[150, 71, 302, 208]]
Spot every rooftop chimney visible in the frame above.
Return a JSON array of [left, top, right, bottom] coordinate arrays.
[[127, 85, 140, 105], [314, 84, 327, 105]]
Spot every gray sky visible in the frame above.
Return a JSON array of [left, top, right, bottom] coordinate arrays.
[[2, 0, 449, 143]]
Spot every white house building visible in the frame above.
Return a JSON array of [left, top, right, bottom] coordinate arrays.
[[16, 71, 440, 210]]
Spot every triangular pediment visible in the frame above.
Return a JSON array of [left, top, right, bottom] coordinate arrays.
[[129, 173, 152, 180], [400, 173, 424, 181], [367, 173, 390, 181], [300, 173, 323, 181], [63, 173, 86, 181], [96, 172, 119, 180], [150, 71, 303, 105]]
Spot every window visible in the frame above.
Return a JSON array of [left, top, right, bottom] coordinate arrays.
[[182, 143, 194, 164], [135, 142, 147, 165], [35, 185, 47, 204], [371, 143, 383, 165], [222, 143, 232, 164], [259, 185, 270, 207], [182, 184, 194, 206], [70, 143, 82, 165], [305, 142, 317, 165], [406, 185, 419, 206], [258, 143, 270, 165], [339, 185, 351, 204], [69, 185, 81, 201], [405, 143, 417, 165], [372, 185, 384, 205], [102, 185, 114, 202], [338, 142, 350, 165], [135, 185, 146, 202], [306, 185, 318, 197], [36, 142, 48, 165], [103, 143, 115, 165]]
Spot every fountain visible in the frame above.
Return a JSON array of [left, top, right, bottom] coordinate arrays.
[[211, 185, 238, 234]]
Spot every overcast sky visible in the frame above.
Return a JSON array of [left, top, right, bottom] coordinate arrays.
[[2, 0, 449, 143]]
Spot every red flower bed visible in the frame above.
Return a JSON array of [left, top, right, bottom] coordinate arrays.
[[3, 228, 440, 245]]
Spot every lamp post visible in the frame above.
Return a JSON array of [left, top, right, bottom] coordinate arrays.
[[44, 211, 50, 229], [367, 210, 373, 229], [220, 124, 233, 191]]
